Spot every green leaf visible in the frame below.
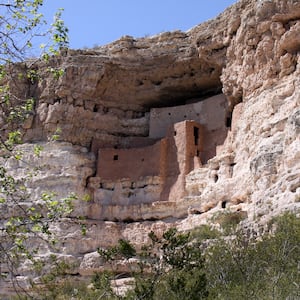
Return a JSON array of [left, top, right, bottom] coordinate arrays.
[[82, 194, 91, 202], [34, 144, 43, 156]]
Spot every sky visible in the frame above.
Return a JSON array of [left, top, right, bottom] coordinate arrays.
[[41, 0, 237, 50]]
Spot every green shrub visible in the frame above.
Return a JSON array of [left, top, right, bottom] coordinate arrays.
[[212, 210, 247, 234], [205, 212, 300, 299], [100, 228, 209, 300], [189, 224, 221, 241], [26, 213, 299, 300]]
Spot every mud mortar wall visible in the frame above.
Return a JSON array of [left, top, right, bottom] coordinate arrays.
[[97, 141, 164, 181], [149, 94, 227, 138]]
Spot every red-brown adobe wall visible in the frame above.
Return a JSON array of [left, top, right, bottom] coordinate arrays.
[[160, 121, 204, 201], [185, 121, 203, 171], [96, 120, 204, 202], [97, 141, 165, 181]]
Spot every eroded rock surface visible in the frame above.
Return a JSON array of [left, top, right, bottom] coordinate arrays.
[[1, 0, 300, 295]]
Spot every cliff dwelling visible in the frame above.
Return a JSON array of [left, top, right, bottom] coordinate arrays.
[[90, 93, 229, 210], [2, 0, 300, 295]]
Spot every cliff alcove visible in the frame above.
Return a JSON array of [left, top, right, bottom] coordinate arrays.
[[0, 0, 299, 295], [2, 0, 299, 220]]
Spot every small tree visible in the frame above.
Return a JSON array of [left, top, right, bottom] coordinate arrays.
[[205, 213, 300, 299], [0, 0, 70, 297], [99, 228, 209, 300]]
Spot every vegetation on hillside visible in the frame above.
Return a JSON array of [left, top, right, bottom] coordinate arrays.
[[0, 0, 70, 297], [34, 212, 300, 300]]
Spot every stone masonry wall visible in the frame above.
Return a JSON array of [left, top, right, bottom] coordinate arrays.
[[97, 141, 164, 181], [149, 94, 228, 163]]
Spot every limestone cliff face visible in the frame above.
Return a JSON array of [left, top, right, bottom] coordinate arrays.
[[1, 0, 300, 291]]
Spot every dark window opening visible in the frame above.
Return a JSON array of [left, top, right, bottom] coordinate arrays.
[[153, 80, 162, 86], [229, 162, 236, 178], [194, 127, 199, 145], [168, 112, 171, 116], [226, 112, 233, 128], [113, 155, 118, 161], [214, 174, 219, 183], [174, 131, 177, 136], [221, 201, 227, 209], [196, 150, 200, 157], [184, 115, 187, 118]]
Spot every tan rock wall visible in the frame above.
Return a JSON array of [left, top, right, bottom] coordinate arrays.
[[1, 0, 300, 295], [221, 0, 300, 108]]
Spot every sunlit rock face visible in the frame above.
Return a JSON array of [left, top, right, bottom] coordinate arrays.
[[0, 0, 299, 295]]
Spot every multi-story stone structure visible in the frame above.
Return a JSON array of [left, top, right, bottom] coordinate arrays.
[[90, 93, 229, 213]]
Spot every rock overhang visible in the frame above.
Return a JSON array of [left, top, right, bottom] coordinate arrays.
[[1, 0, 300, 295]]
